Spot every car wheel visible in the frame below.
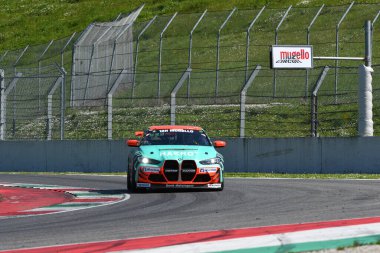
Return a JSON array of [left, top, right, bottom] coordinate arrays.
[[216, 181, 224, 191], [127, 167, 137, 192]]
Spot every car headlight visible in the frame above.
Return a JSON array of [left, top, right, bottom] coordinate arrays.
[[199, 157, 222, 165], [138, 157, 161, 165]]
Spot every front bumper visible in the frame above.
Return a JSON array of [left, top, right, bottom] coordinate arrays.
[[135, 163, 223, 189], [136, 182, 223, 189]]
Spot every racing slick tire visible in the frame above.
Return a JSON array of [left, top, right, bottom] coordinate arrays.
[[127, 167, 137, 192]]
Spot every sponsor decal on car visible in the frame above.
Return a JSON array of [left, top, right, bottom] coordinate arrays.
[[200, 168, 218, 173], [166, 184, 195, 188], [181, 169, 196, 173], [137, 183, 151, 188], [160, 151, 198, 157], [158, 129, 194, 133], [142, 167, 161, 173], [207, 183, 222, 188]]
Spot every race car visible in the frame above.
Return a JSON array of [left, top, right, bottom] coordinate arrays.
[[127, 125, 226, 191]]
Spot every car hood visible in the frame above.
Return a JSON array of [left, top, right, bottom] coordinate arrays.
[[139, 145, 218, 161]]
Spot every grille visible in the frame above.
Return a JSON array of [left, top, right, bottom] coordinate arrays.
[[164, 160, 179, 181], [181, 160, 197, 181]]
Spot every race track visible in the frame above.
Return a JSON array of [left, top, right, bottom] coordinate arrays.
[[1, 173, 380, 251]]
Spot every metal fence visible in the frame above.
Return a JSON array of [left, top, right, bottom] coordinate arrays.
[[1, 3, 380, 140]]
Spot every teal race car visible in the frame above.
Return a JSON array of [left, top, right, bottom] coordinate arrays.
[[127, 125, 226, 191]]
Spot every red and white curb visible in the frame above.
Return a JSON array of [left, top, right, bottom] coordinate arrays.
[[0, 183, 129, 218], [2, 216, 380, 252]]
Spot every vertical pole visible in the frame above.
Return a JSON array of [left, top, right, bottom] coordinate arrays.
[[335, 2, 355, 103], [274, 6, 292, 98], [158, 13, 177, 104], [311, 66, 330, 137], [245, 6, 265, 83], [358, 20, 373, 137], [0, 69, 4, 140], [47, 93, 53, 140], [132, 16, 157, 99], [216, 8, 236, 100], [107, 94, 112, 140], [58, 67, 67, 140], [187, 10, 207, 103], [306, 4, 324, 98], [240, 65, 261, 138], [365, 20, 372, 67], [311, 95, 318, 137]]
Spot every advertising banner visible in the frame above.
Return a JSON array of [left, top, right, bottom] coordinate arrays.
[[271, 45, 313, 69]]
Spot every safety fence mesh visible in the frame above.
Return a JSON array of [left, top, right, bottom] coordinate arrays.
[[0, 3, 380, 139]]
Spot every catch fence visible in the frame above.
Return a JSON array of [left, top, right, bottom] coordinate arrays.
[[0, 3, 380, 140]]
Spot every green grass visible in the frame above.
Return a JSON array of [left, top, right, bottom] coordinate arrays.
[[1, 0, 379, 52]]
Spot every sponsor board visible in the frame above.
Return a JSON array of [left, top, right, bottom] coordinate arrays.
[[142, 167, 161, 173], [208, 183, 222, 188], [200, 168, 218, 173], [137, 183, 151, 188], [271, 45, 313, 69]]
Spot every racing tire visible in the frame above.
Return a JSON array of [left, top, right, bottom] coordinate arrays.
[[127, 167, 137, 192], [216, 181, 224, 191]]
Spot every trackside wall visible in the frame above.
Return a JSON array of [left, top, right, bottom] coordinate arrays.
[[0, 138, 380, 173]]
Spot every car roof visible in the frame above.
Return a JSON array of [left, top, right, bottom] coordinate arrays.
[[148, 125, 203, 131]]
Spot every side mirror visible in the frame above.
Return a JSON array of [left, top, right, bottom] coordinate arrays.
[[213, 140, 226, 148], [135, 131, 144, 137], [127, 139, 140, 147]]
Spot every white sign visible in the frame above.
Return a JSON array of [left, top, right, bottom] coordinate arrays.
[[271, 45, 313, 69]]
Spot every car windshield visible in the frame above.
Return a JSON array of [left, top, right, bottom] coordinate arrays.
[[141, 129, 212, 146]]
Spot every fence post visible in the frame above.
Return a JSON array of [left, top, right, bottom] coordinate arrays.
[[132, 16, 157, 99], [187, 10, 207, 103], [107, 69, 129, 140], [358, 20, 373, 137], [273, 6, 292, 97], [53, 65, 67, 140], [311, 66, 329, 137], [216, 7, 236, 100], [0, 69, 4, 140], [240, 65, 261, 138], [245, 6, 265, 83], [170, 68, 192, 125], [1, 73, 22, 140], [335, 2, 354, 103], [158, 13, 177, 104], [47, 76, 63, 140], [306, 4, 324, 98]]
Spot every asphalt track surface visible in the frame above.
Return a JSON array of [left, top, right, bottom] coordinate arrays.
[[1, 174, 380, 251]]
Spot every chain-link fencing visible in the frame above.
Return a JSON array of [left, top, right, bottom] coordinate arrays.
[[1, 3, 380, 140]]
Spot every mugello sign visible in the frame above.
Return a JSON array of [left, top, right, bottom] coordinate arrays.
[[271, 45, 313, 69]]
